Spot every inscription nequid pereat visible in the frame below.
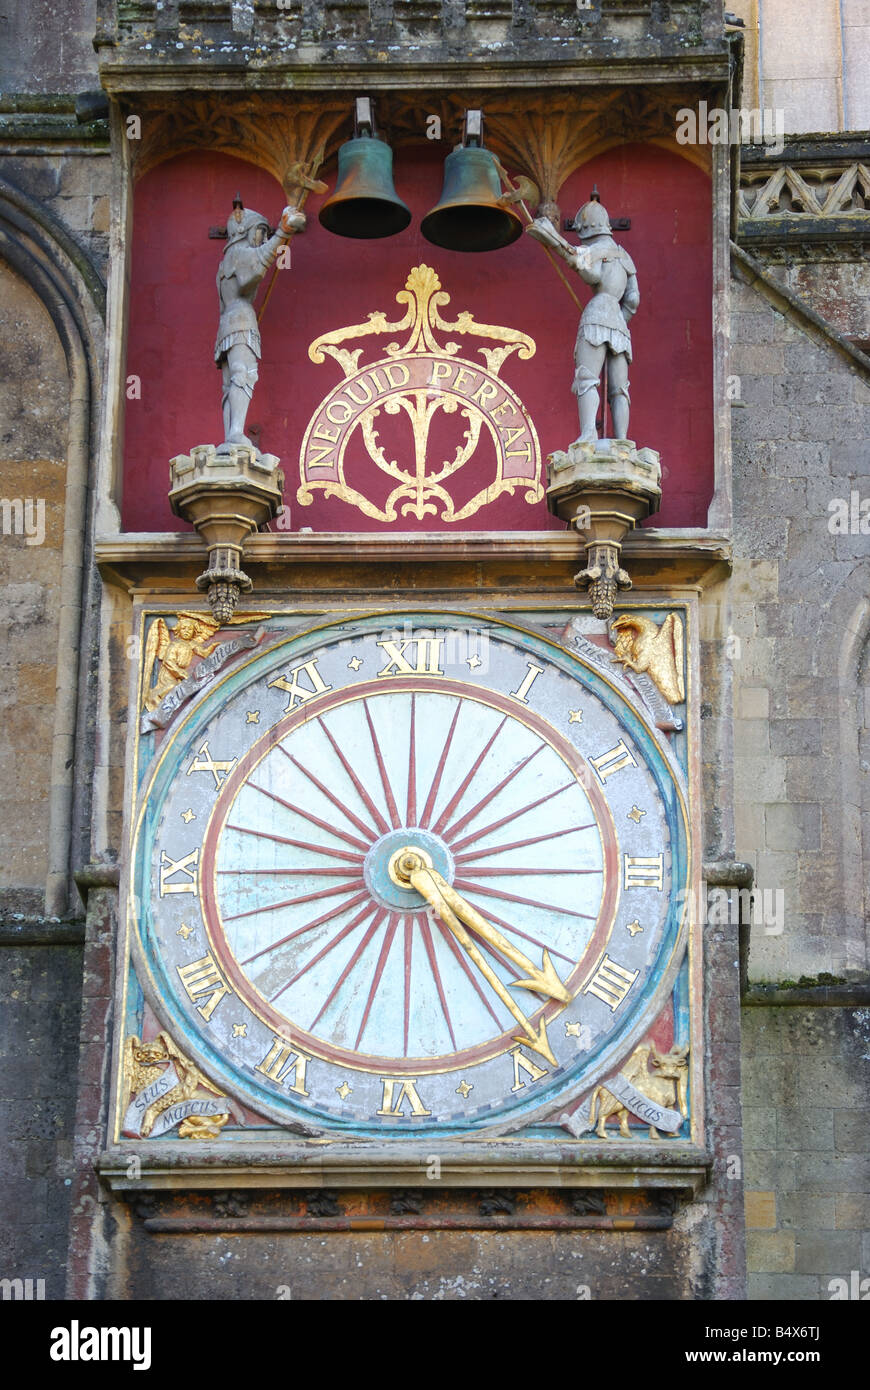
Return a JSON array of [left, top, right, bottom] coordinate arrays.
[[300, 352, 537, 479]]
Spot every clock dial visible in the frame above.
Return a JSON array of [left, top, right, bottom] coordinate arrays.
[[131, 611, 691, 1137], [204, 680, 614, 1071]]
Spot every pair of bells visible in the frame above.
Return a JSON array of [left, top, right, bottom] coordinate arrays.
[[318, 105, 523, 253]]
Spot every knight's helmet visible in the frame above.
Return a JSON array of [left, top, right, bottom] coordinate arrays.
[[574, 198, 612, 240], [225, 195, 270, 246]]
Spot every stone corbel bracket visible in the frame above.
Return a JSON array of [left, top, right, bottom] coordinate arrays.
[[169, 444, 285, 623], [546, 438, 662, 619]]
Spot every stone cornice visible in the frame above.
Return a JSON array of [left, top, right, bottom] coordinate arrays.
[[0, 96, 110, 152], [95, 529, 732, 595], [96, 0, 730, 92], [97, 1142, 711, 1194]]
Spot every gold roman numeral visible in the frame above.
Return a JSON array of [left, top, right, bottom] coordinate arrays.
[[159, 847, 199, 896], [267, 658, 332, 712], [186, 740, 238, 789], [509, 662, 544, 705], [376, 636, 445, 677], [509, 1046, 549, 1092], [583, 954, 639, 1012], [589, 740, 637, 782], [255, 1037, 310, 1095], [623, 854, 664, 890], [177, 953, 232, 1021], [377, 1077, 432, 1116]]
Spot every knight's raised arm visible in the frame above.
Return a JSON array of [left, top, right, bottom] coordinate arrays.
[[526, 215, 576, 265]]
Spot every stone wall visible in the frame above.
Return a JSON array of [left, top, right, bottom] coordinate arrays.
[[742, 1005, 870, 1299], [729, 264, 870, 984], [1, 152, 110, 271], [0, 0, 99, 95], [0, 121, 107, 1296], [730, 248, 870, 1298], [760, 259, 870, 349], [729, 0, 870, 134], [0, 941, 84, 1298], [107, 1213, 715, 1301]]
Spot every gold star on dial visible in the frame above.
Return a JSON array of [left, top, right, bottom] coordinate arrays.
[[232, 1022, 247, 1038], [176, 923, 194, 940], [347, 657, 363, 671], [336, 1081, 353, 1100], [568, 709, 583, 724], [626, 919, 644, 937], [246, 710, 260, 724], [466, 655, 482, 670], [456, 1080, 473, 1099], [565, 1021, 582, 1037], [627, 805, 646, 823], [180, 808, 196, 824]]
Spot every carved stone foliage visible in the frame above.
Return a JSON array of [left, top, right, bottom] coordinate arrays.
[[130, 96, 349, 197], [128, 87, 710, 217]]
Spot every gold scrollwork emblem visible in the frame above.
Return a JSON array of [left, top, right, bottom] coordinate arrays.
[[298, 264, 543, 522]]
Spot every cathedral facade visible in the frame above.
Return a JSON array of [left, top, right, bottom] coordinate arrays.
[[0, 0, 867, 1302]]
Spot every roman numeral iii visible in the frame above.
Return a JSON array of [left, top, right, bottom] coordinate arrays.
[[623, 854, 664, 890], [583, 954, 639, 1011]]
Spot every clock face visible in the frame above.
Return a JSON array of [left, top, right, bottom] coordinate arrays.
[[130, 610, 691, 1137]]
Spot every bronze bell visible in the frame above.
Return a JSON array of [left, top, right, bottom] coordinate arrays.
[[319, 99, 411, 240], [421, 114, 523, 253]]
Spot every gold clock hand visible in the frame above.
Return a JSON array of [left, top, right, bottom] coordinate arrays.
[[437, 874, 571, 1004], [396, 852, 571, 1004], [393, 851, 561, 1066], [411, 865, 557, 1066]]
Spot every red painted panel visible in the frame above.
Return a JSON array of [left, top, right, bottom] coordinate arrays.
[[123, 143, 713, 531]]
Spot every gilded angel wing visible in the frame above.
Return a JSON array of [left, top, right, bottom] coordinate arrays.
[[122, 1034, 141, 1099], [142, 618, 170, 711], [621, 1044, 652, 1087], [650, 613, 685, 705]]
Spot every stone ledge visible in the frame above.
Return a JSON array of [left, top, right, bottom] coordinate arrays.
[[739, 216, 870, 248], [0, 916, 86, 946], [0, 94, 110, 147], [114, 1180, 693, 1231], [95, 528, 732, 593], [702, 859, 754, 888], [99, 1142, 711, 1195], [742, 982, 870, 1009], [74, 863, 121, 908]]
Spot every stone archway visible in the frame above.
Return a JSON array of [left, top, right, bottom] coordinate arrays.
[[0, 177, 104, 916]]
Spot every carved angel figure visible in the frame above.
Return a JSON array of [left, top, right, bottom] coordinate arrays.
[[142, 613, 221, 712], [609, 612, 685, 706], [123, 1032, 229, 1139]]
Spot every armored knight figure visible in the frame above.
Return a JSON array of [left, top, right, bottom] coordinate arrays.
[[215, 197, 306, 447], [528, 198, 639, 443]]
